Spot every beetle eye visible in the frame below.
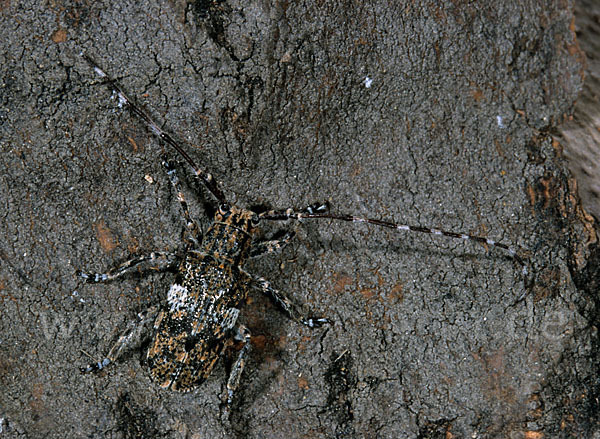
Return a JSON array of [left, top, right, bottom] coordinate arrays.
[[219, 203, 230, 214], [251, 214, 260, 226]]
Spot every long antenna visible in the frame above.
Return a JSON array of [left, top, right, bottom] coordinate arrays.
[[84, 54, 527, 273], [83, 54, 227, 204], [260, 204, 527, 268]]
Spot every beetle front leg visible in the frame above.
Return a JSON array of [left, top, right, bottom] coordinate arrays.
[[162, 158, 203, 247], [249, 231, 295, 258], [81, 305, 159, 373]]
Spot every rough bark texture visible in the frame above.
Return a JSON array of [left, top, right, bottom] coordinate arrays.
[[0, 1, 595, 438], [562, 0, 600, 221]]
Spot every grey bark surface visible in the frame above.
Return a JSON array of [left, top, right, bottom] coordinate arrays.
[[562, 0, 600, 221], [0, 1, 595, 438]]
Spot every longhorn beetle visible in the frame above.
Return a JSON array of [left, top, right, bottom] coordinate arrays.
[[79, 54, 526, 405]]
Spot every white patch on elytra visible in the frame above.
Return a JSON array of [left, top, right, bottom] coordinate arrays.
[[168, 284, 189, 311]]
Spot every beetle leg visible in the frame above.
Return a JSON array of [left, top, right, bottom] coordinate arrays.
[[242, 270, 331, 328], [162, 157, 203, 247], [225, 324, 251, 405], [78, 251, 179, 283], [249, 231, 295, 258], [81, 305, 159, 373]]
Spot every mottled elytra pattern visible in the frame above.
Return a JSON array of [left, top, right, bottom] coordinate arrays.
[[147, 206, 255, 391], [78, 55, 527, 406]]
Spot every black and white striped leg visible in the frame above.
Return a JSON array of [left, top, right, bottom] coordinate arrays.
[[162, 158, 202, 246], [81, 305, 159, 373], [225, 324, 251, 406], [242, 270, 331, 328], [249, 231, 295, 258], [78, 251, 179, 283]]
